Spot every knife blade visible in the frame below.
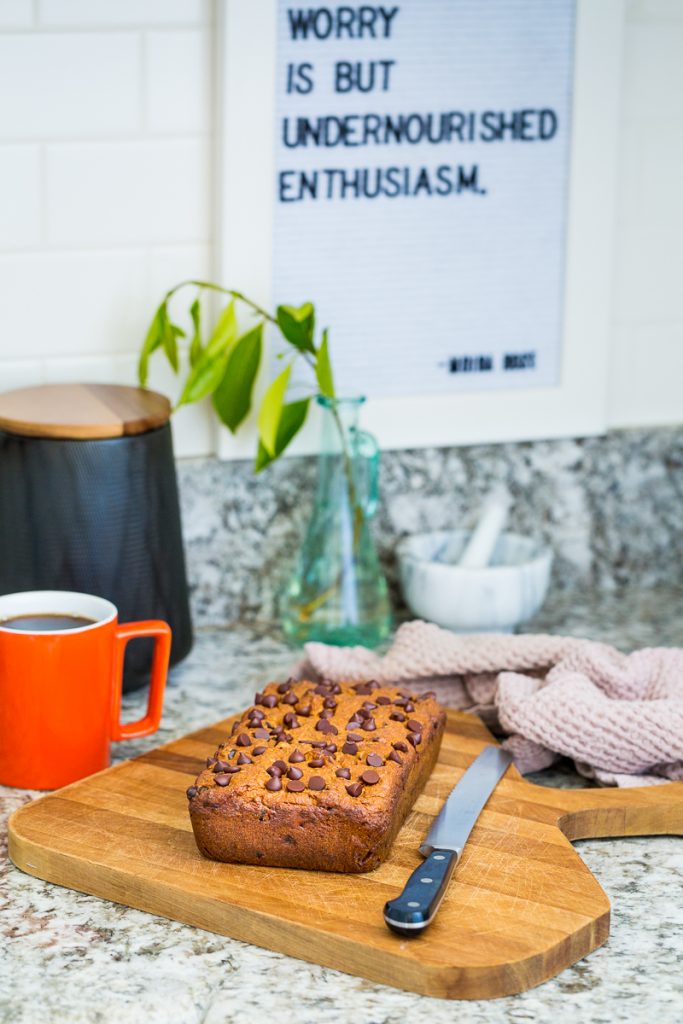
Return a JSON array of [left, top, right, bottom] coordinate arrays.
[[383, 745, 513, 937]]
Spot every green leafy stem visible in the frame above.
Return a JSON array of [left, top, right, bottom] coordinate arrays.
[[138, 279, 339, 473]]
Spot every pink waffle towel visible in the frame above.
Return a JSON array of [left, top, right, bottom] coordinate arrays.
[[297, 621, 683, 787]]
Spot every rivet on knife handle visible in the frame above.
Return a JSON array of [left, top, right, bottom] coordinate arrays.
[[383, 849, 459, 936]]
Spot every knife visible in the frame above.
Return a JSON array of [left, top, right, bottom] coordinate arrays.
[[384, 745, 513, 937]]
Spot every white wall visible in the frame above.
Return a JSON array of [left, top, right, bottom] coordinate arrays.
[[0, 0, 215, 455], [0, 0, 680, 456], [607, 0, 683, 428]]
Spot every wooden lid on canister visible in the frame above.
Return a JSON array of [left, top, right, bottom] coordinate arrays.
[[0, 384, 171, 440]]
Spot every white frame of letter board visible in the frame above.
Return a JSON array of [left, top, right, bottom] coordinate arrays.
[[214, 0, 623, 460]]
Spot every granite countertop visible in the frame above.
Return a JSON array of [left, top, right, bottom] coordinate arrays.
[[2, 586, 683, 1024]]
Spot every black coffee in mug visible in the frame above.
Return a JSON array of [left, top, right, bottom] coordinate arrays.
[[0, 614, 96, 631]]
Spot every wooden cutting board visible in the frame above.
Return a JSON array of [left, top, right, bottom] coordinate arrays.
[[8, 710, 683, 1000]]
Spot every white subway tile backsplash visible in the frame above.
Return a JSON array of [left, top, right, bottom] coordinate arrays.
[[46, 139, 210, 246], [144, 30, 211, 135], [0, 145, 41, 248], [37, 0, 209, 28], [0, 33, 141, 141], [0, 359, 43, 392], [145, 243, 212, 318], [0, 249, 148, 358], [42, 351, 138, 384], [0, 0, 33, 29]]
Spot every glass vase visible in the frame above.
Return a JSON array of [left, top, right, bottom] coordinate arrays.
[[280, 395, 392, 647]]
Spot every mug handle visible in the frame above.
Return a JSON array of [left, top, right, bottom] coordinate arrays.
[[110, 620, 172, 741]]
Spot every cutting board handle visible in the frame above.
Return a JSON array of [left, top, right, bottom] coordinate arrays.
[[530, 780, 683, 841]]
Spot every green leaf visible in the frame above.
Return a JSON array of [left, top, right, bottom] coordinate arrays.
[[177, 346, 230, 407], [257, 363, 292, 455], [212, 323, 263, 433], [206, 299, 238, 357], [255, 399, 310, 472], [163, 322, 184, 373], [189, 298, 203, 367], [138, 303, 165, 386], [315, 328, 334, 397], [276, 302, 315, 354]]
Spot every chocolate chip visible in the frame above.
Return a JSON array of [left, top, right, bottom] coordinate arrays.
[[390, 711, 406, 722], [308, 740, 326, 748], [186, 786, 198, 799], [277, 680, 292, 693], [360, 770, 380, 785], [235, 733, 251, 747], [324, 743, 337, 754], [273, 759, 288, 772], [267, 765, 283, 777], [213, 760, 230, 772], [392, 741, 408, 753], [259, 693, 278, 708], [297, 704, 312, 717], [332, 683, 342, 694], [286, 779, 305, 792], [407, 719, 422, 733], [335, 768, 351, 779], [346, 782, 363, 797], [236, 753, 252, 765], [420, 690, 436, 701], [346, 719, 362, 729], [342, 742, 358, 755], [361, 719, 376, 731], [323, 697, 337, 709], [283, 712, 299, 728], [288, 749, 305, 763], [316, 719, 338, 735], [265, 776, 282, 791], [376, 695, 391, 705], [223, 765, 242, 774], [247, 719, 262, 730], [231, 721, 240, 734], [346, 732, 363, 742], [353, 681, 378, 695], [387, 750, 403, 765], [287, 766, 303, 781], [407, 732, 422, 747], [366, 753, 383, 767], [282, 692, 298, 705], [356, 707, 369, 720], [252, 745, 267, 756], [362, 701, 377, 710], [405, 702, 415, 713], [308, 758, 325, 768], [309, 776, 325, 791], [319, 708, 334, 719], [394, 698, 407, 707], [314, 683, 332, 696], [252, 728, 270, 739], [249, 708, 266, 721], [214, 774, 231, 786], [206, 757, 216, 768]]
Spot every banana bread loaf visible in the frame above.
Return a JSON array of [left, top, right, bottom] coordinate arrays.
[[187, 678, 445, 872]]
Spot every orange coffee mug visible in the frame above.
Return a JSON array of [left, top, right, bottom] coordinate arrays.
[[0, 590, 171, 790]]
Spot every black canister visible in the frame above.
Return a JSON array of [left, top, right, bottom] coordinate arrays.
[[0, 384, 193, 691]]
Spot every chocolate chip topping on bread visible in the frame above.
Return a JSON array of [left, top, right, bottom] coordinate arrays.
[[187, 679, 446, 872]]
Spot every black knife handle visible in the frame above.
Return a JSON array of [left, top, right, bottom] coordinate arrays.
[[383, 849, 459, 937]]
